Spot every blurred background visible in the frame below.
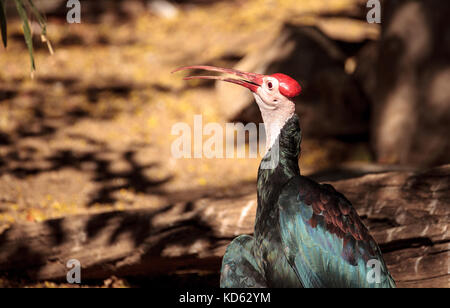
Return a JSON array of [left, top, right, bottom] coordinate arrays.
[[0, 0, 448, 287]]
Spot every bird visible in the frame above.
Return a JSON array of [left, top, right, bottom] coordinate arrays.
[[173, 65, 396, 288]]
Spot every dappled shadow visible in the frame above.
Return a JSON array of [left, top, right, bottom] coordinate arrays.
[[0, 77, 142, 143], [44, 219, 67, 246], [80, 206, 226, 282], [83, 84, 134, 104], [84, 204, 175, 247], [0, 133, 12, 146], [308, 164, 415, 182], [0, 225, 47, 279], [310, 168, 377, 182], [0, 88, 18, 101], [0, 199, 224, 285], [0, 72, 176, 206], [0, 145, 172, 206], [88, 151, 173, 206], [379, 238, 435, 254], [0, 72, 179, 207]]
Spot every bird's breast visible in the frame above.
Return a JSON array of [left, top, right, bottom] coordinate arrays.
[[254, 199, 302, 288]]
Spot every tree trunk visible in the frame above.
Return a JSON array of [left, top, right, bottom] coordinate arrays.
[[372, 0, 450, 166]]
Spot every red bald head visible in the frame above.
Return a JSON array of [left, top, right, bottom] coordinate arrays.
[[173, 65, 301, 149], [270, 73, 302, 98], [172, 65, 302, 99]]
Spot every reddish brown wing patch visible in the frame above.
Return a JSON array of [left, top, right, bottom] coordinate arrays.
[[311, 200, 322, 214], [338, 199, 351, 215], [301, 182, 372, 244], [298, 180, 380, 265], [307, 215, 318, 228]]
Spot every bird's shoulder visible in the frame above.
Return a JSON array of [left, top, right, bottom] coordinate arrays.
[[277, 175, 379, 265]]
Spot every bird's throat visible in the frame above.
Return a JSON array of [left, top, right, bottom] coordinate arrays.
[[253, 94, 301, 208], [259, 113, 301, 174], [255, 113, 302, 234], [253, 94, 296, 152]]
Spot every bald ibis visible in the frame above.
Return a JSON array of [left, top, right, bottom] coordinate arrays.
[[174, 65, 396, 288]]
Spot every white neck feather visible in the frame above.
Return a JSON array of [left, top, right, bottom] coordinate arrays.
[[253, 94, 295, 151]]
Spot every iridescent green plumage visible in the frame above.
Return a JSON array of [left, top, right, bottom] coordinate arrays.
[[220, 114, 395, 288]]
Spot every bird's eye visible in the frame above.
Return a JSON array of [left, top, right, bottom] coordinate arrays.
[[267, 82, 273, 89]]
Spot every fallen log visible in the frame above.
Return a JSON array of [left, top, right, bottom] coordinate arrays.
[[0, 165, 448, 287]]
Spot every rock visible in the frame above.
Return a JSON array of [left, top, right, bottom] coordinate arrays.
[[372, 0, 450, 166], [0, 164, 448, 287], [217, 23, 370, 139]]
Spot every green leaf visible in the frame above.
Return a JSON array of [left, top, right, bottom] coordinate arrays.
[[14, 0, 35, 71], [27, 0, 46, 36], [0, 0, 7, 48], [27, 0, 53, 55]]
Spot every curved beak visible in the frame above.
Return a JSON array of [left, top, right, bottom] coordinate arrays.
[[172, 65, 264, 93]]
